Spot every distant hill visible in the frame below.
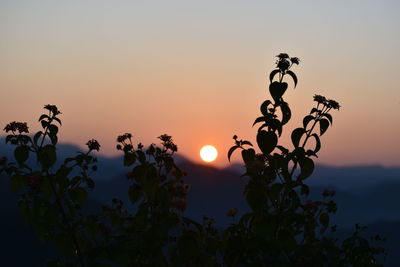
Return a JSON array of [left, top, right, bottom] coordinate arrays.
[[1, 140, 400, 265]]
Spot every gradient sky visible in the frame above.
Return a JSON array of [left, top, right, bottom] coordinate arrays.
[[1, 0, 399, 167]]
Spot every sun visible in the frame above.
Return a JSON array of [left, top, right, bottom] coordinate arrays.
[[200, 145, 218, 163]]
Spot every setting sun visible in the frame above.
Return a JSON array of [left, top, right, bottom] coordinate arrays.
[[200, 145, 218, 163]]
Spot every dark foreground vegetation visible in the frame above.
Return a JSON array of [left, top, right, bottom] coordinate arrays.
[[0, 54, 387, 266]]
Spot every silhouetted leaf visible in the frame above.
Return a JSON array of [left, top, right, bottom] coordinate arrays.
[[322, 113, 333, 125], [252, 116, 265, 126], [256, 130, 277, 155], [38, 114, 50, 121], [33, 131, 43, 145], [49, 124, 58, 135], [298, 157, 314, 180], [14, 145, 29, 164], [53, 117, 62, 125], [276, 145, 289, 154], [124, 152, 136, 166], [280, 101, 291, 125], [242, 148, 255, 164], [269, 82, 288, 102], [319, 119, 330, 136], [260, 100, 272, 116], [269, 69, 280, 83], [310, 108, 320, 114], [41, 120, 49, 129], [286, 70, 298, 88], [306, 149, 318, 158], [241, 140, 253, 146], [303, 115, 314, 129], [291, 128, 305, 148], [311, 133, 321, 153], [228, 145, 239, 162], [38, 145, 57, 170]]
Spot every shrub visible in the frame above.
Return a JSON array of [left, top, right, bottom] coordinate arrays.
[[0, 54, 386, 266]]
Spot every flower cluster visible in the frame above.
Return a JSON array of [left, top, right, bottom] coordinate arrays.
[[4, 121, 29, 134], [86, 139, 101, 151], [158, 134, 178, 152], [276, 53, 300, 71], [44, 104, 61, 115], [313, 94, 341, 110]]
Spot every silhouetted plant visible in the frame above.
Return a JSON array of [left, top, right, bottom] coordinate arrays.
[[0, 53, 386, 266]]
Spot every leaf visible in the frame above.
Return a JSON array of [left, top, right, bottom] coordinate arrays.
[[38, 145, 57, 170], [276, 145, 289, 154], [291, 128, 305, 148], [319, 119, 330, 136], [49, 134, 58, 145], [322, 113, 333, 125], [286, 70, 298, 88], [269, 82, 288, 103], [319, 213, 329, 228], [38, 114, 50, 121], [241, 140, 253, 146], [14, 146, 29, 164], [298, 157, 314, 180], [280, 101, 291, 125], [302, 115, 314, 129], [256, 130, 277, 155], [33, 131, 43, 146], [311, 133, 321, 153], [241, 148, 255, 164], [41, 120, 49, 129], [123, 152, 136, 166], [227, 145, 239, 161], [252, 116, 265, 127], [260, 100, 272, 116], [53, 117, 62, 125], [48, 124, 58, 135], [269, 69, 280, 83]]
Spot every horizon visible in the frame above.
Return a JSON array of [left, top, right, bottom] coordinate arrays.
[[1, 1, 400, 168]]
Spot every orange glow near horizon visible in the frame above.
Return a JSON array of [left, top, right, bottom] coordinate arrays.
[[1, 1, 399, 167]]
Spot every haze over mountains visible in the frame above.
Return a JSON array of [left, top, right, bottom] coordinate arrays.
[[1, 141, 399, 266]]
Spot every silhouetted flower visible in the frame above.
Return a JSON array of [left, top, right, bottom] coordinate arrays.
[[44, 104, 61, 115], [276, 53, 289, 59], [277, 59, 290, 71], [86, 139, 100, 151], [4, 121, 29, 133], [290, 57, 300, 65], [327, 99, 340, 110], [313, 94, 326, 104]]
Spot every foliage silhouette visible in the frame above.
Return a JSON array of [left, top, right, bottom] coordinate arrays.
[[0, 54, 386, 266]]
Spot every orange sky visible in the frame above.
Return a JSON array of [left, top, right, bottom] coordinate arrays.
[[1, 1, 399, 167]]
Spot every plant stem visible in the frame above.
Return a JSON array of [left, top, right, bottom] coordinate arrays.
[[47, 173, 85, 266]]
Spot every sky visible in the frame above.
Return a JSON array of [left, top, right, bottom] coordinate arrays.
[[0, 0, 399, 167]]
